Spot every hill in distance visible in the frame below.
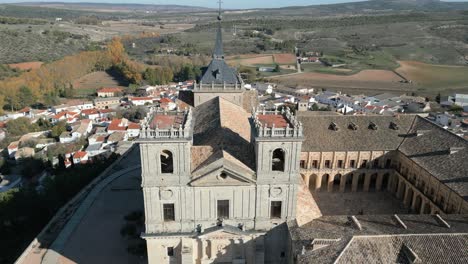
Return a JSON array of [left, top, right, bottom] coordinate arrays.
[[14, 2, 212, 13]]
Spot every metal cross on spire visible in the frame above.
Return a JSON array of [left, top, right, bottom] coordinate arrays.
[[217, 0, 223, 19]]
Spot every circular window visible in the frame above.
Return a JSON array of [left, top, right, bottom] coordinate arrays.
[[219, 172, 227, 179]]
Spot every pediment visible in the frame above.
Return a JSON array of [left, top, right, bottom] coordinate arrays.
[[198, 225, 248, 239], [190, 162, 255, 187]]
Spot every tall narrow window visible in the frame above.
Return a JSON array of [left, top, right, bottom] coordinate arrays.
[[324, 160, 331, 169], [350, 160, 356, 168], [163, 203, 175, 222], [161, 150, 174, 173], [312, 160, 318, 169], [272, 149, 285, 172], [300, 160, 306, 169], [361, 160, 368, 168], [167, 247, 174, 257], [385, 159, 392, 169], [373, 159, 379, 168], [337, 160, 344, 168], [270, 201, 282, 219], [217, 200, 229, 219]]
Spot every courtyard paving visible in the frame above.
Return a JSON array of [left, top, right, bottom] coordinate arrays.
[[312, 191, 409, 216]]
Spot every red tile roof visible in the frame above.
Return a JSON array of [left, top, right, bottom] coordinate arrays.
[[150, 114, 184, 130], [130, 97, 153, 101], [160, 98, 173, 104], [74, 151, 88, 159], [127, 123, 140, 130], [99, 109, 116, 114], [257, 114, 290, 128], [81, 109, 99, 115], [19, 107, 31, 113], [98, 87, 122, 93], [108, 119, 127, 131]]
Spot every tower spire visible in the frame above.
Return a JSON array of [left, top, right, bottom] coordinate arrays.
[[213, 0, 224, 59], [218, 0, 223, 18]]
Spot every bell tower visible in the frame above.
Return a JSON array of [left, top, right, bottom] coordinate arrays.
[[252, 107, 304, 229]]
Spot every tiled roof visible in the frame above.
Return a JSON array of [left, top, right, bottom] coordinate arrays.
[[160, 98, 173, 104], [192, 97, 254, 171], [297, 114, 416, 151], [107, 119, 127, 131], [200, 59, 241, 85], [398, 116, 468, 200], [98, 87, 122, 93], [257, 114, 290, 128], [127, 123, 140, 130], [337, 234, 468, 264], [150, 114, 184, 130], [289, 214, 468, 264], [81, 109, 99, 115], [73, 151, 88, 159], [130, 97, 153, 101]]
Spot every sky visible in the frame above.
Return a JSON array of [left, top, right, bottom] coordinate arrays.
[[0, 0, 467, 9]]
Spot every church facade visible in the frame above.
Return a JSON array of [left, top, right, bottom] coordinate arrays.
[[138, 11, 303, 262], [138, 103, 304, 263]]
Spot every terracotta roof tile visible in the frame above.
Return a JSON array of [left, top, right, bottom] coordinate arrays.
[[257, 114, 290, 128]]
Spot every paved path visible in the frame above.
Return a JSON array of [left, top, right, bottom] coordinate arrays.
[[42, 165, 142, 264], [18, 145, 144, 264]]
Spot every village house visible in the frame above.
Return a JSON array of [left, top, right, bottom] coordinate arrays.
[[51, 101, 93, 114], [107, 118, 140, 138], [7, 141, 19, 158], [72, 151, 89, 164], [14, 147, 35, 162], [107, 131, 127, 144], [159, 97, 177, 110], [88, 134, 107, 145], [97, 87, 123, 98], [93, 97, 121, 109], [51, 111, 80, 124], [129, 97, 155, 106]]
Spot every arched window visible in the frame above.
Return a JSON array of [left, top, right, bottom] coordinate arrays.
[[272, 149, 285, 172], [160, 150, 174, 173]]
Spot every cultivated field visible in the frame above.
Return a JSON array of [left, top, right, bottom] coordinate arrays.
[[396, 61, 468, 94], [7, 61, 43, 71], [227, 54, 275, 67], [271, 69, 415, 95], [226, 53, 296, 68], [273, 53, 296, 65], [72, 71, 128, 96]]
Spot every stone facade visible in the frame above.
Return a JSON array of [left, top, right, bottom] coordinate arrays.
[[138, 105, 303, 264], [299, 149, 468, 216]]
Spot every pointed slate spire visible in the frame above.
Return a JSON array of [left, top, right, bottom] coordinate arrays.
[[213, 0, 224, 60]]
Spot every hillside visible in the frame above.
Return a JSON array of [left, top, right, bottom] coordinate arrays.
[[247, 0, 468, 17]]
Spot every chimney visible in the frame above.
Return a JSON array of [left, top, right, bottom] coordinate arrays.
[[449, 147, 464, 155], [393, 214, 407, 229], [434, 214, 451, 228], [416, 130, 430, 136], [349, 216, 362, 230]]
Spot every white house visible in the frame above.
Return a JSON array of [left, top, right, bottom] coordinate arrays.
[[129, 97, 154, 106]]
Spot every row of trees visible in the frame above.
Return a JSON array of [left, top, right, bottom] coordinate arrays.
[[0, 49, 113, 112], [0, 36, 206, 114]]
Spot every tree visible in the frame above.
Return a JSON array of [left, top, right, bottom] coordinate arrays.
[[17, 86, 37, 108], [175, 64, 201, 82], [50, 121, 67, 139], [107, 37, 126, 65], [435, 93, 441, 104], [5, 117, 39, 136], [143, 67, 174, 85]]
